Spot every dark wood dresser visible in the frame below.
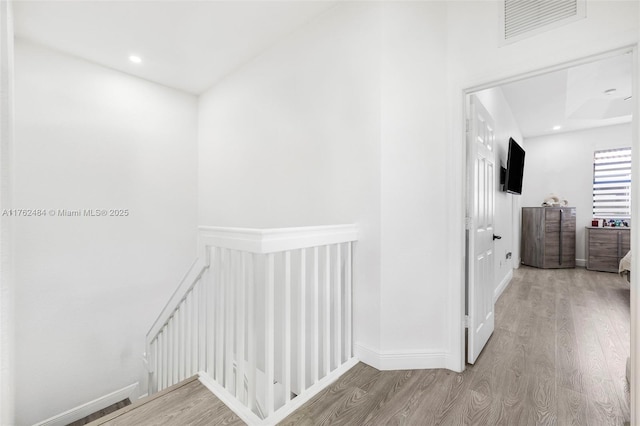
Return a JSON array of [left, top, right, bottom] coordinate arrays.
[[522, 207, 576, 269], [585, 226, 630, 272]]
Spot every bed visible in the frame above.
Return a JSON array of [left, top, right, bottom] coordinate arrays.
[[619, 250, 631, 385], [619, 250, 631, 281]]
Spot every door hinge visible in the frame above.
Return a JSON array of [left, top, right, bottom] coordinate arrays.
[[465, 217, 472, 230], [464, 315, 469, 328]]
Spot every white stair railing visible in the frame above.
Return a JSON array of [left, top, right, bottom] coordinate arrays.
[[145, 225, 358, 425]]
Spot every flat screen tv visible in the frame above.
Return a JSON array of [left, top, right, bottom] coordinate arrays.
[[505, 137, 525, 195]]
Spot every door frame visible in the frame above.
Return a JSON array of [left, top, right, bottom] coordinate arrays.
[[454, 44, 639, 423]]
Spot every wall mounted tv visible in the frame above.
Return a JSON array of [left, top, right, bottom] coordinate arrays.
[[504, 137, 525, 195]]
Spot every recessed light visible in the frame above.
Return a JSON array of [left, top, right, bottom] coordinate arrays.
[[604, 88, 617, 96], [129, 55, 142, 64], [553, 125, 562, 131]]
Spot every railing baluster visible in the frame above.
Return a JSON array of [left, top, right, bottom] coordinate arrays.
[[299, 248, 306, 393], [346, 242, 353, 358], [163, 326, 168, 389], [192, 284, 199, 375], [265, 253, 275, 416], [152, 339, 158, 394], [247, 253, 256, 413], [167, 318, 173, 386], [216, 249, 225, 383], [207, 248, 216, 378], [237, 251, 246, 403], [334, 243, 342, 366], [173, 316, 179, 384], [284, 250, 292, 404], [158, 332, 164, 390], [225, 250, 235, 391], [173, 313, 179, 384], [185, 290, 192, 376], [324, 244, 331, 375], [312, 246, 319, 384], [178, 305, 184, 381], [199, 273, 207, 372]]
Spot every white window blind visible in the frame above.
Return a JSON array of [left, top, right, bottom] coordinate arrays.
[[593, 148, 632, 219]]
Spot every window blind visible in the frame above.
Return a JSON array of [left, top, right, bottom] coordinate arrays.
[[593, 148, 632, 219]]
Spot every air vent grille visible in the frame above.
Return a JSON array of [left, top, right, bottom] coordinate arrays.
[[504, 0, 579, 40]]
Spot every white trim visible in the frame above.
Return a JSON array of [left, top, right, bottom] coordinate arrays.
[[198, 224, 358, 254], [354, 343, 448, 371], [33, 383, 139, 426], [197, 373, 262, 425], [630, 43, 639, 426], [494, 269, 513, 304], [197, 358, 359, 426]]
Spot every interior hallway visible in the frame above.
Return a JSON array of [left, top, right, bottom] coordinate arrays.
[[281, 266, 630, 425]]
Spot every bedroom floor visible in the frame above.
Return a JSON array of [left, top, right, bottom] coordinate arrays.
[[280, 266, 631, 425]]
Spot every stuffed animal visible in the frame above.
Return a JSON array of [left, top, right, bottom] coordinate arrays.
[[542, 194, 568, 207]]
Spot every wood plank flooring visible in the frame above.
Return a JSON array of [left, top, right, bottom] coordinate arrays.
[[85, 376, 243, 426], [91, 266, 629, 425], [281, 266, 630, 425]]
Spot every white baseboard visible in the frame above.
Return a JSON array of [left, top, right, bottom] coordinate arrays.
[[494, 269, 513, 303], [198, 358, 359, 426], [354, 343, 448, 370], [33, 382, 139, 426], [576, 258, 586, 267]]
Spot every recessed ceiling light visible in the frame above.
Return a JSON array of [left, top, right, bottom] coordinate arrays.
[[129, 55, 142, 64], [553, 125, 562, 131], [604, 88, 617, 96]]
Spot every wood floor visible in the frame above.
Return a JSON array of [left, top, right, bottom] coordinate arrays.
[[91, 266, 630, 425], [85, 376, 243, 426], [281, 266, 630, 425]]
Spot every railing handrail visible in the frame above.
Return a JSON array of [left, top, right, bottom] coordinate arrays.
[[198, 224, 358, 254], [146, 257, 208, 342]]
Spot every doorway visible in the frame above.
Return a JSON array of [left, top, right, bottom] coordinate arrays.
[[462, 47, 636, 422]]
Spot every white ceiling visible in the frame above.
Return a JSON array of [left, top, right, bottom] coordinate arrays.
[[499, 53, 633, 138], [13, 1, 336, 94], [13, 2, 634, 136]]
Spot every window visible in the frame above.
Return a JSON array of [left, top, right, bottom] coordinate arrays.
[[593, 147, 632, 219]]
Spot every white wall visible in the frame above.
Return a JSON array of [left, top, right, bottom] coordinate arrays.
[[14, 40, 198, 425], [522, 124, 632, 264], [198, 1, 453, 369], [197, 3, 383, 362], [378, 1, 450, 366], [446, 0, 639, 370], [475, 87, 524, 298], [1, 2, 15, 424], [198, 0, 639, 372]]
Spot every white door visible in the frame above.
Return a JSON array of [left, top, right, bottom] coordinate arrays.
[[466, 95, 496, 364]]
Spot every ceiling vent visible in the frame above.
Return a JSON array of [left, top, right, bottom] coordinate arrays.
[[500, 0, 586, 44]]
